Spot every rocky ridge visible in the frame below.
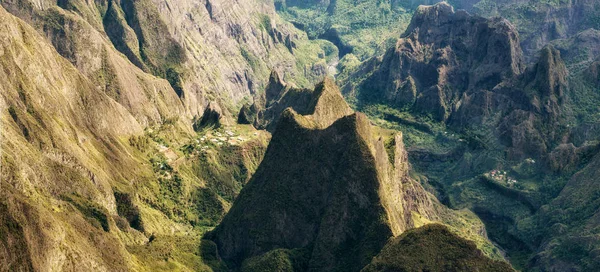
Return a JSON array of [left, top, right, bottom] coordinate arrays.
[[345, 2, 524, 122], [0, 0, 334, 124], [0, 6, 145, 270], [208, 78, 505, 271], [0, 0, 278, 269], [345, 2, 571, 160]]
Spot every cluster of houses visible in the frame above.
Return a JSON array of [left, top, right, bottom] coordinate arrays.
[[486, 170, 518, 185], [189, 128, 260, 153]]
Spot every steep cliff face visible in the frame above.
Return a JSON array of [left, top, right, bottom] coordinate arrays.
[[471, 0, 600, 59], [208, 79, 439, 271], [346, 2, 573, 160], [345, 2, 524, 122], [0, 6, 144, 270], [0, 0, 334, 122], [208, 79, 503, 271], [336, 3, 599, 270], [149, 0, 336, 115], [1, 0, 188, 127], [0, 0, 278, 269], [453, 46, 569, 159]]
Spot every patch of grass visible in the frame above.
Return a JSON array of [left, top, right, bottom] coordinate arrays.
[[127, 234, 213, 271]]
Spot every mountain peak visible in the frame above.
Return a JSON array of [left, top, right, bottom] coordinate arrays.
[[348, 2, 524, 122], [305, 76, 354, 128], [265, 70, 287, 105], [409, 1, 455, 30], [532, 45, 568, 98], [247, 75, 353, 131], [207, 81, 436, 271]]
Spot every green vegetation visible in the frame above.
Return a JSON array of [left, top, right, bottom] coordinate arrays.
[[127, 234, 212, 271], [0, 203, 35, 271], [362, 224, 514, 272], [360, 103, 455, 153], [241, 248, 309, 272], [62, 194, 111, 232], [6, 0, 600, 270], [275, 0, 414, 60]]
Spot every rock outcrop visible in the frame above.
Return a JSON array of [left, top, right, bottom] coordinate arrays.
[[194, 102, 224, 130], [492, 46, 568, 159], [248, 71, 353, 131], [207, 79, 437, 271], [237, 104, 253, 125], [346, 2, 524, 121], [347, 2, 571, 160]]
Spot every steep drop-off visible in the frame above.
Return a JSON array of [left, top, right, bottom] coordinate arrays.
[[0, 5, 145, 270], [0, 0, 336, 122], [208, 78, 506, 271], [0, 2, 275, 269], [335, 2, 600, 271], [345, 2, 572, 160]]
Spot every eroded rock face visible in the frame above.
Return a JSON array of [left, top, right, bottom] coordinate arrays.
[[195, 102, 224, 130], [248, 70, 353, 131], [149, 0, 326, 116], [346, 2, 524, 121], [1, 0, 188, 127], [348, 2, 571, 160], [492, 46, 568, 159], [1, 0, 328, 124], [208, 79, 436, 271], [0, 6, 144, 270]]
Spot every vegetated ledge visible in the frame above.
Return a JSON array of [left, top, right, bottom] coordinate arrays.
[[479, 175, 539, 213]]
